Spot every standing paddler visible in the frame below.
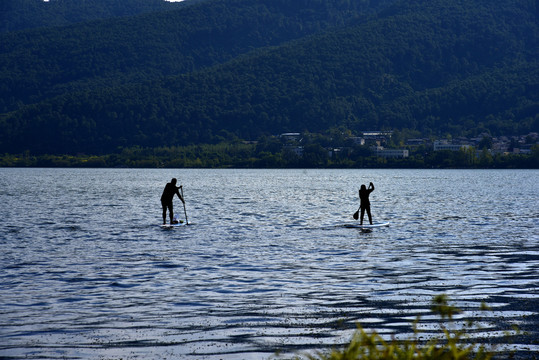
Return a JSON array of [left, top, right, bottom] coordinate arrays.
[[358, 182, 375, 225], [161, 178, 185, 225]]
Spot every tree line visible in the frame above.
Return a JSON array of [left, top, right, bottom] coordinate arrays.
[[2, 134, 538, 169]]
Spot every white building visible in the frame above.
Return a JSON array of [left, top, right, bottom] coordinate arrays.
[[371, 146, 409, 158], [433, 141, 471, 151], [361, 131, 392, 145]]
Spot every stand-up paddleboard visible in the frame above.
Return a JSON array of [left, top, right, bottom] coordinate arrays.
[[342, 222, 390, 229], [160, 214, 186, 228], [161, 221, 186, 228]]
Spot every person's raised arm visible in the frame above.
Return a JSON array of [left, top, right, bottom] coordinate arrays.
[[369, 182, 375, 191]]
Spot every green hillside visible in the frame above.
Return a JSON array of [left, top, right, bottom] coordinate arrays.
[[1, 0, 537, 155], [0, 0, 202, 33], [0, 0, 393, 114]]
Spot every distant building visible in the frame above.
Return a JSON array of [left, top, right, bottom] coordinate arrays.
[[371, 146, 409, 158], [513, 146, 532, 155], [433, 140, 471, 151], [280, 133, 301, 142], [285, 145, 303, 157], [328, 147, 352, 158], [491, 140, 509, 154], [361, 131, 392, 146], [349, 137, 365, 146], [362, 131, 393, 137]]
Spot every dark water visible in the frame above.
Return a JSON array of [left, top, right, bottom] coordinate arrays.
[[1, 168, 537, 359]]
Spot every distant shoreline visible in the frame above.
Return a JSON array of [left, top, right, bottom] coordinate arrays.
[[2, 138, 538, 170], [1, 155, 538, 169]]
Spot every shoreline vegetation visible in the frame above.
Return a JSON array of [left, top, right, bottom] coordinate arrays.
[[2, 143, 538, 169], [307, 295, 526, 360]]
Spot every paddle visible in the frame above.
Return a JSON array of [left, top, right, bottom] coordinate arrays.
[[353, 207, 359, 220], [180, 186, 189, 225]]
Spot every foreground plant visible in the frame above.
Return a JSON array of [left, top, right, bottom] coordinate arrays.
[[305, 295, 497, 360]]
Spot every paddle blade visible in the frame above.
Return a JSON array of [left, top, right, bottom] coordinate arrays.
[[353, 210, 359, 220]]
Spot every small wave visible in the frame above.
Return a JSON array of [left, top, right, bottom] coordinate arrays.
[[153, 262, 185, 269], [109, 282, 138, 288]]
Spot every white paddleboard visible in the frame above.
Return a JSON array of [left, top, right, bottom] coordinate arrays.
[[161, 214, 186, 228], [343, 222, 390, 229], [160, 222, 186, 228]]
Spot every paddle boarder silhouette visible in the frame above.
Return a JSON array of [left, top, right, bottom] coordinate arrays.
[[358, 182, 375, 225], [161, 178, 185, 225]]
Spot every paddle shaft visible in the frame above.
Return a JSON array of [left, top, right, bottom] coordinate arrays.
[[180, 186, 188, 225]]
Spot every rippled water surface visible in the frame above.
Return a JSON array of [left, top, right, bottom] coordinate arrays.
[[1, 168, 538, 359]]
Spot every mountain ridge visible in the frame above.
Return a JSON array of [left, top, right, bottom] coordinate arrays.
[[1, 0, 205, 33], [1, 0, 394, 114], [0, 0, 537, 155]]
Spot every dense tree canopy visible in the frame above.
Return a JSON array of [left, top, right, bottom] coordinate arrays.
[[0, 0, 537, 155], [0, 0, 205, 33]]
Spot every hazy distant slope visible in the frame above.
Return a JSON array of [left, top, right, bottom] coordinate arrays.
[[0, 0, 203, 33], [1, 0, 537, 154], [0, 0, 394, 114], [119, 0, 537, 140]]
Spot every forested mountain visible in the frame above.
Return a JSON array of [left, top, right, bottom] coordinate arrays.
[[0, 0, 203, 33], [0, 0, 394, 114], [0, 0, 538, 155]]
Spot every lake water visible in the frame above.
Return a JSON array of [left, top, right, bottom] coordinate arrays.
[[1, 168, 538, 359]]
